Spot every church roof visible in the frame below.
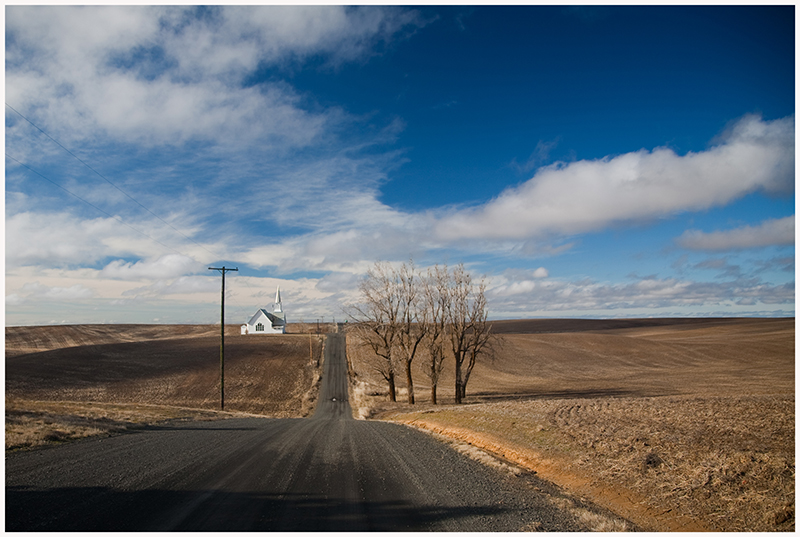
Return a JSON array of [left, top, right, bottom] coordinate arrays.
[[248, 308, 285, 327], [246, 286, 286, 327], [265, 310, 285, 326], [247, 309, 266, 326]]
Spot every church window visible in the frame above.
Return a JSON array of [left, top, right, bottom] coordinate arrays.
[[256, 323, 264, 332]]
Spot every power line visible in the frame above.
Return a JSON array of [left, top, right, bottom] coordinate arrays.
[[7, 152, 257, 320], [6, 153, 183, 257], [7, 104, 266, 322], [5, 102, 223, 261]]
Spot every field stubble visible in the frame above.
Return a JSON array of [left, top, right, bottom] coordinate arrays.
[[348, 318, 794, 532]]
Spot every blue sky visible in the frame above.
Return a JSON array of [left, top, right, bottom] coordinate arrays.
[[5, 5, 795, 326]]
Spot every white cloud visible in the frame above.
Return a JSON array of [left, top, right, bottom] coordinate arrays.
[[212, 6, 425, 67], [6, 281, 94, 306], [5, 6, 424, 148], [511, 138, 561, 174], [435, 114, 794, 241], [4, 211, 208, 269], [676, 215, 795, 251], [6, 212, 124, 266], [486, 274, 794, 317], [491, 280, 538, 297], [532, 267, 549, 278], [102, 254, 203, 280], [121, 276, 219, 298], [315, 272, 362, 296], [492, 266, 550, 297], [6, 5, 426, 279]]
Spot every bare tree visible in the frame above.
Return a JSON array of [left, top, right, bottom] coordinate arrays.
[[460, 278, 492, 401], [351, 260, 492, 406], [348, 262, 401, 402], [395, 260, 428, 404], [445, 264, 492, 404], [421, 264, 449, 404]]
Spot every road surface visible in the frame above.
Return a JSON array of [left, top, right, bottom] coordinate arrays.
[[6, 333, 603, 531]]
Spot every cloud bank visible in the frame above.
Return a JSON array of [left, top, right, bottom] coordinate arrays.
[[435, 114, 794, 242], [6, 6, 425, 148], [487, 273, 794, 316], [677, 215, 795, 251]]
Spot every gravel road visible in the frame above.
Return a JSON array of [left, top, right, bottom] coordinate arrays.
[[6, 333, 599, 531]]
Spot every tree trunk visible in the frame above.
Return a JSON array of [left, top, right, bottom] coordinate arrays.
[[388, 369, 396, 402], [430, 359, 439, 405], [405, 360, 415, 404], [461, 358, 472, 401], [454, 361, 463, 404]]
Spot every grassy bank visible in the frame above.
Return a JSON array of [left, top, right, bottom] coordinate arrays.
[[5, 398, 252, 451], [384, 394, 794, 532]]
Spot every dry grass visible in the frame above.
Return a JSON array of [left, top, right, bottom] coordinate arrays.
[[347, 318, 795, 532], [5, 398, 251, 451], [388, 395, 794, 532], [421, 427, 633, 531]]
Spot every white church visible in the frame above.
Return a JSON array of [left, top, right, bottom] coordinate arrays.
[[241, 286, 286, 334]]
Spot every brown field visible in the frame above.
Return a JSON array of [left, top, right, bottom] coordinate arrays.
[[6, 318, 794, 531], [347, 317, 795, 532], [5, 324, 220, 358], [6, 324, 324, 450]]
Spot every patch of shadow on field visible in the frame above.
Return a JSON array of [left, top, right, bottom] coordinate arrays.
[[469, 387, 650, 402], [6, 486, 534, 532]]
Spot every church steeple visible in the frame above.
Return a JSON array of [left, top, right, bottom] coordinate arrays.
[[274, 286, 282, 313]]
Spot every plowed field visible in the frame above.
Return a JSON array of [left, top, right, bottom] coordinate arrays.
[[6, 325, 324, 416], [7, 318, 794, 531], [348, 317, 795, 531]]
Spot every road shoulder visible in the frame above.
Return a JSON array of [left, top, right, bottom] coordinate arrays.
[[388, 415, 710, 532]]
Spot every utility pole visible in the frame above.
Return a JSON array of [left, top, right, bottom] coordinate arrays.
[[209, 266, 238, 410]]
